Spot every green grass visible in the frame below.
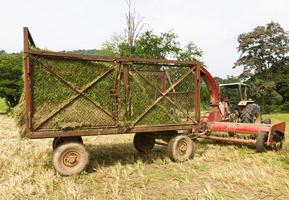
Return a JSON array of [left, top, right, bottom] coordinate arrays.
[[0, 98, 8, 113], [0, 113, 289, 199]]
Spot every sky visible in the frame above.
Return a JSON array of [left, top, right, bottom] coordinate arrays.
[[0, 0, 288, 78]]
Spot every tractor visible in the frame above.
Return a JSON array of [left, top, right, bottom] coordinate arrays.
[[218, 82, 261, 124]]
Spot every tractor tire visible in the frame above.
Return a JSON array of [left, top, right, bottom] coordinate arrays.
[[256, 133, 268, 153], [133, 133, 155, 153], [53, 142, 89, 176], [168, 135, 194, 162], [272, 131, 284, 151], [240, 103, 260, 123], [52, 136, 83, 151]]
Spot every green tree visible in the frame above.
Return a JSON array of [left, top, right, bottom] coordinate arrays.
[[234, 22, 289, 111], [102, 30, 202, 61], [102, 0, 202, 61], [0, 53, 23, 107]]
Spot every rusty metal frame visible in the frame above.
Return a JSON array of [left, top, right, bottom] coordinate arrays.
[[23, 27, 34, 138], [23, 27, 202, 139]]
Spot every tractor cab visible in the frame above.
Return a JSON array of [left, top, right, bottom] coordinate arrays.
[[219, 82, 254, 120], [220, 82, 253, 104]]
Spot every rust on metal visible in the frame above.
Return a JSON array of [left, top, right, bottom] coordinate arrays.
[[23, 27, 33, 136], [30, 123, 196, 139], [123, 63, 130, 119], [194, 65, 201, 123], [200, 135, 256, 144], [29, 49, 201, 67]]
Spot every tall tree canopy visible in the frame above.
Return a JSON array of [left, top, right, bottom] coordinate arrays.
[[234, 22, 289, 111], [102, 30, 202, 61]]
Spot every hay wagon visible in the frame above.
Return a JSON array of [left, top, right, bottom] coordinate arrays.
[[23, 27, 285, 175]]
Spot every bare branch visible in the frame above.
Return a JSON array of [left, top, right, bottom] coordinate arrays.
[[124, 0, 144, 54]]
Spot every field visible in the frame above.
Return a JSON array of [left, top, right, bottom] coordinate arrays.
[[0, 114, 289, 199]]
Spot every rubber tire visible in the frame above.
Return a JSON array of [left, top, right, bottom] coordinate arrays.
[[133, 133, 155, 153], [256, 133, 267, 153], [53, 142, 89, 176], [240, 103, 260, 123], [272, 131, 284, 151], [168, 135, 194, 162], [52, 136, 83, 151]]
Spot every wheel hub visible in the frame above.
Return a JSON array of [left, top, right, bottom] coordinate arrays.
[[177, 140, 188, 155], [273, 142, 283, 151], [63, 151, 80, 167]]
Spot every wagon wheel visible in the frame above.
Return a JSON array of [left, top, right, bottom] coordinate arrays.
[[256, 133, 268, 153], [52, 136, 83, 150], [168, 135, 194, 162], [53, 142, 89, 176], [133, 133, 155, 153]]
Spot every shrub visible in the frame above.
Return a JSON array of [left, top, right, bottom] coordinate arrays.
[[0, 53, 23, 107]]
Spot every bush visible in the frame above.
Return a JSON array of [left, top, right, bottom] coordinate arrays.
[[281, 101, 289, 112], [0, 53, 23, 107]]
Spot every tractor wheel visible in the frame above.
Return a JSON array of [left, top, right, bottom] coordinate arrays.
[[241, 103, 260, 123], [53, 142, 89, 176], [133, 133, 155, 153], [168, 135, 194, 162], [256, 133, 268, 153], [272, 131, 284, 151], [52, 136, 83, 151]]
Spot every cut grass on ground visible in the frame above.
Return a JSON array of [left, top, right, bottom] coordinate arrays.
[[0, 98, 8, 113], [0, 113, 288, 199]]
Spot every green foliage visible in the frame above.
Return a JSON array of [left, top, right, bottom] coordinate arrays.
[[67, 49, 116, 56], [102, 30, 202, 61], [0, 52, 23, 107], [234, 22, 289, 112], [200, 82, 210, 110], [134, 31, 181, 58], [177, 42, 203, 61], [216, 75, 240, 85], [281, 101, 289, 112], [276, 74, 289, 102]]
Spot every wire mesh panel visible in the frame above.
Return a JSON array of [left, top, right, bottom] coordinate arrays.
[[30, 55, 118, 131], [127, 64, 195, 126], [28, 51, 197, 134]]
